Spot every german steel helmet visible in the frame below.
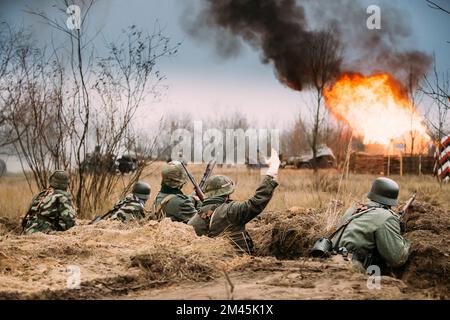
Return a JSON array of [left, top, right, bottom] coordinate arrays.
[[367, 177, 399, 206], [204, 175, 235, 198], [132, 181, 151, 201], [161, 161, 188, 188], [49, 170, 70, 190]]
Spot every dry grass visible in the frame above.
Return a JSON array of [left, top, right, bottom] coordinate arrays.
[[0, 218, 245, 297], [0, 164, 448, 299], [1, 163, 449, 223]]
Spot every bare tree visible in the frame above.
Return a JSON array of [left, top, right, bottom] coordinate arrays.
[[323, 118, 353, 166], [406, 66, 427, 155], [84, 24, 179, 210], [0, 31, 69, 190], [0, 23, 23, 148], [422, 55, 450, 142], [426, 0, 450, 15], [26, 0, 97, 210], [154, 112, 194, 162], [304, 30, 342, 171], [0, 1, 180, 216], [426, 0, 450, 43], [285, 110, 311, 157]]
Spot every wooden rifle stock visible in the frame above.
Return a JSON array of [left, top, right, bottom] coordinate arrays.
[[180, 162, 205, 202], [399, 191, 416, 219]]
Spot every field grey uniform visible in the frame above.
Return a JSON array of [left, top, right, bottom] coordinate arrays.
[[188, 175, 278, 255], [332, 177, 411, 271], [153, 161, 198, 223]]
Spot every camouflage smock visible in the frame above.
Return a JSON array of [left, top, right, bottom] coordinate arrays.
[[153, 185, 198, 223], [188, 175, 278, 254], [23, 188, 77, 234], [108, 194, 146, 222], [332, 200, 411, 268]]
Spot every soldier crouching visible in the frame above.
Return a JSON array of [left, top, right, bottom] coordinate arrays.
[[331, 177, 411, 273], [152, 161, 198, 223], [22, 170, 77, 234], [107, 181, 151, 222]]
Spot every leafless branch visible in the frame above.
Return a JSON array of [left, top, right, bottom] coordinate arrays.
[[426, 0, 450, 15]]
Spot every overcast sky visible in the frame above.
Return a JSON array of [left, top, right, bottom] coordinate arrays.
[[1, 0, 449, 128]]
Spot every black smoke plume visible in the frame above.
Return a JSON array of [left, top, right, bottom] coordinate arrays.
[[182, 0, 432, 90]]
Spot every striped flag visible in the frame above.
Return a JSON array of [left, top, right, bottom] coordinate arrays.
[[434, 135, 450, 182]]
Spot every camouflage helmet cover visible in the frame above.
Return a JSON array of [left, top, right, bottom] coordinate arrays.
[[49, 170, 70, 190], [204, 175, 235, 198], [161, 161, 188, 188], [367, 177, 399, 206], [132, 181, 151, 201]]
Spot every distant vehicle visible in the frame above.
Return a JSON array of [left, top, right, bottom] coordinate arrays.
[[116, 153, 138, 174], [0, 159, 6, 177], [283, 146, 336, 169], [80, 147, 116, 174], [79, 148, 142, 175]]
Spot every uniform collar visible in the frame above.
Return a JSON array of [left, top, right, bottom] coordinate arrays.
[[366, 200, 389, 209], [202, 196, 227, 205], [160, 184, 183, 195]]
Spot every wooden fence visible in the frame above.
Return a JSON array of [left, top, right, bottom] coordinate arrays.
[[349, 153, 435, 175]]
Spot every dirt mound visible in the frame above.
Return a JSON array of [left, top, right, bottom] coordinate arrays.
[[249, 201, 450, 299], [399, 202, 450, 299], [0, 218, 239, 299], [249, 206, 337, 259], [1, 200, 448, 300], [131, 249, 214, 282]]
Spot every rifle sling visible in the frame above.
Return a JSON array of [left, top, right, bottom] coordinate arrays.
[[330, 206, 376, 251]]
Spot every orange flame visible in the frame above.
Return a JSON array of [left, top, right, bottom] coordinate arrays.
[[323, 73, 429, 146]]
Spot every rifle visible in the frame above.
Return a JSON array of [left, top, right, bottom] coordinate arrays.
[[180, 161, 206, 202], [399, 191, 416, 218], [89, 208, 115, 225], [199, 159, 216, 190], [398, 191, 416, 233]]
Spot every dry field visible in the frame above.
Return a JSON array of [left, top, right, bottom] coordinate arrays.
[[0, 163, 449, 300], [1, 163, 448, 221]]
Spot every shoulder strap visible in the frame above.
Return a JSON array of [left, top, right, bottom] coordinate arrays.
[[153, 194, 177, 220], [330, 205, 376, 251], [199, 203, 222, 221], [203, 203, 224, 233]]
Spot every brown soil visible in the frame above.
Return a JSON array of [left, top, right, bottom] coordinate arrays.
[[127, 258, 424, 300], [0, 219, 238, 299], [0, 201, 448, 300], [396, 202, 450, 299]]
